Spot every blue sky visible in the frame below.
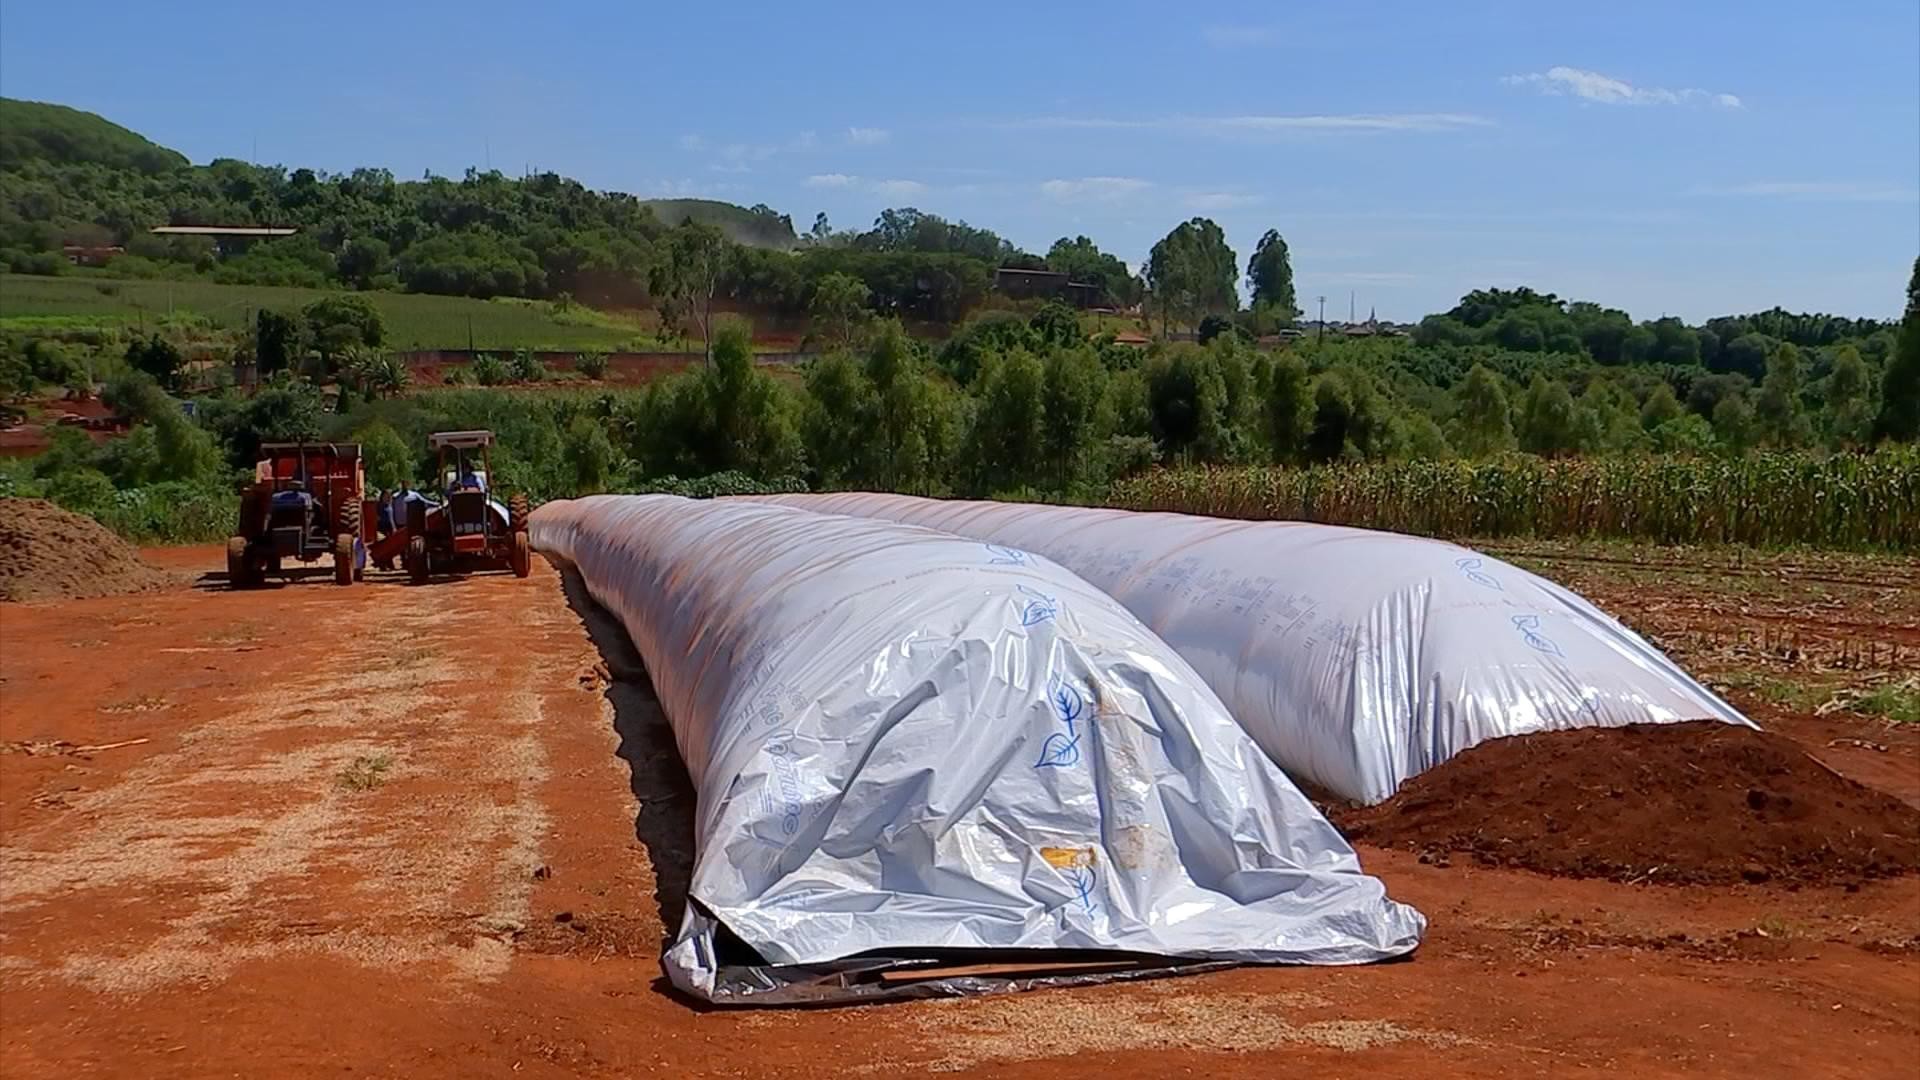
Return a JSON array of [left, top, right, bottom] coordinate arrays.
[[3, 1, 1916, 321]]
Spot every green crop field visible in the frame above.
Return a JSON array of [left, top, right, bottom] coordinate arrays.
[[0, 274, 650, 350]]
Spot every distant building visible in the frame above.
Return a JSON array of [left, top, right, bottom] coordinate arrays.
[[993, 267, 1104, 308], [62, 244, 124, 267], [150, 225, 299, 258]]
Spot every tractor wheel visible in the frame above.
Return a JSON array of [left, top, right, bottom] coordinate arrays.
[[226, 537, 251, 588], [406, 499, 427, 538], [335, 497, 361, 541], [508, 492, 530, 530], [510, 529, 532, 578], [333, 534, 354, 586], [407, 536, 429, 585]]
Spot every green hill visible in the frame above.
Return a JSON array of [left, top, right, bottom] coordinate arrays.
[[0, 97, 189, 174], [641, 198, 796, 250]]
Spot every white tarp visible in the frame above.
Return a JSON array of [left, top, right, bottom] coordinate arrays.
[[530, 495, 1423, 1003], [743, 494, 1754, 806]]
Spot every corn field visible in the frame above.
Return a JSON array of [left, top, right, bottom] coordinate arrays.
[[1109, 448, 1920, 550]]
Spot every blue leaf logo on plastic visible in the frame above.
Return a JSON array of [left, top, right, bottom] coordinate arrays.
[[1016, 585, 1060, 627], [1511, 614, 1564, 658], [1455, 557, 1503, 591], [1067, 865, 1099, 914], [1050, 677, 1085, 726], [1035, 673, 1085, 769], [1034, 731, 1082, 769], [985, 543, 1028, 566]]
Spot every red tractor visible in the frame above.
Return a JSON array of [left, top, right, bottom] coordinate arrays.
[[377, 430, 531, 584], [227, 442, 372, 587]]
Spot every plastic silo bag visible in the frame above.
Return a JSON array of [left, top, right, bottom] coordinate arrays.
[[742, 494, 1753, 806], [529, 495, 1423, 1004]]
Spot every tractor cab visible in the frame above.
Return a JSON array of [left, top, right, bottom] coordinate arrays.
[[430, 430, 498, 556], [375, 429, 530, 584]]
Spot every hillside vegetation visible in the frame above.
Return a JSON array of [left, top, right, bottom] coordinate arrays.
[[640, 199, 796, 249], [0, 98, 188, 174]]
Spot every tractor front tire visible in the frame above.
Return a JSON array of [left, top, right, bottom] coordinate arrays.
[[510, 529, 532, 578], [226, 537, 251, 588], [407, 536, 429, 585], [333, 534, 354, 586], [508, 492, 530, 530]]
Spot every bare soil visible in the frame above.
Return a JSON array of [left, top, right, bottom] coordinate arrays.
[[0, 498, 176, 601], [1333, 721, 1920, 886], [0, 542, 1915, 1078]]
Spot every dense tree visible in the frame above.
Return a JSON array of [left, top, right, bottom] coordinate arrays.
[[1262, 351, 1312, 463], [1144, 347, 1232, 462], [1246, 229, 1299, 323], [968, 348, 1047, 492], [1045, 236, 1140, 307], [1144, 218, 1237, 335], [808, 271, 869, 351], [1450, 364, 1516, 457], [1040, 346, 1107, 489], [1711, 392, 1757, 452], [801, 352, 878, 486], [655, 222, 729, 362], [1755, 343, 1814, 447], [1516, 374, 1580, 456], [1876, 256, 1920, 441], [1718, 333, 1775, 380], [124, 334, 183, 390], [303, 294, 385, 372], [1639, 381, 1685, 431], [701, 320, 800, 474], [1823, 344, 1875, 447]]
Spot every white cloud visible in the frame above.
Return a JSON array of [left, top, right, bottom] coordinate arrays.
[[677, 134, 705, 151], [793, 130, 819, 150], [870, 178, 927, 198], [1201, 24, 1280, 49], [807, 174, 930, 198], [1182, 191, 1263, 210], [1696, 181, 1917, 203], [1502, 66, 1743, 108], [1003, 113, 1491, 136], [1039, 176, 1152, 201], [846, 126, 890, 145]]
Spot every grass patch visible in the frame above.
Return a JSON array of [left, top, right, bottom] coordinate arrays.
[[0, 276, 648, 351], [1856, 680, 1920, 725], [336, 753, 394, 791]]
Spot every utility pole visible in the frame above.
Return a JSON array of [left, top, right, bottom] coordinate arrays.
[[1349, 291, 1355, 324], [1316, 296, 1326, 344]]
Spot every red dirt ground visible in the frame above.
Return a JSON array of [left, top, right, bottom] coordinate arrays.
[[0, 545, 1915, 1078]]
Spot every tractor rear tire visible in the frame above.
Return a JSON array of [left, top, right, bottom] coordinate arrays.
[[407, 536, 429, 585], [510, 529, 532, 578], [333, 534, 354, 586], [226, 537, 251, 588], [508, 492, 530, 530], [335, 497, 361, 542]]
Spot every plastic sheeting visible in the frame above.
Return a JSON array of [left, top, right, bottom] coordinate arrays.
[[743, 494, 1754, 806], [529, 495, 1423, 1004]]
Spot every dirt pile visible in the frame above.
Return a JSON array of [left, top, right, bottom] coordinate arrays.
[[1334, 721, 1920, 886], [0, 498, 177, 602]]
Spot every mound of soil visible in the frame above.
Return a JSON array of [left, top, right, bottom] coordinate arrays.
[[1333, 721, 1920, 887], [0, 498, 177, 602]]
